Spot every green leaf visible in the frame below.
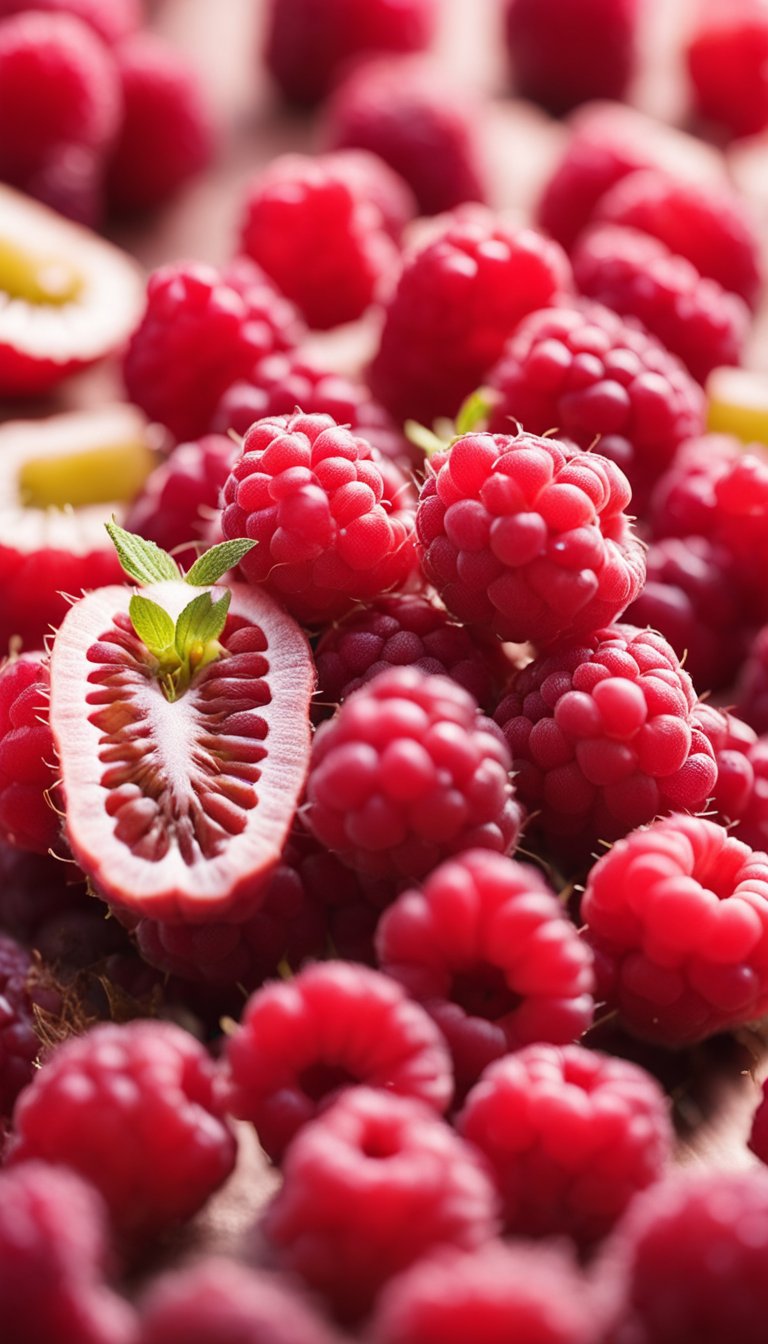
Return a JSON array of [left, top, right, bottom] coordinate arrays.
[[404, 420, 447, 459], [129, 594, 176, 656], [455, 387, 493, 437], [175, 590, 231, 660], [184, 538, 257, 586], [106, 519, 180, 586]]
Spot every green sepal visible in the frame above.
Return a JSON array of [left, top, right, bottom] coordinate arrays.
[[184, 538, 257, 586], [174, 590, 231, 662], [404, 420, 447, 458], [106, 519, 179, 586], [128, 594, 176, 657], [455, 387, 493, 437]]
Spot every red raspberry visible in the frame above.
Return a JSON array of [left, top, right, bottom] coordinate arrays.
[[8, 1020, 237, 1236], [0, 1162, 136, 1344], [686, 0, 768, 140], [572, 224, 750, 384], [106, 31, 213, 214], [139, 1257, 344, 1344], [124, 434, 237, 571], [736, 625, 768, 735], [601, 1169, 768, 1343], [593, 168, 764, 310], [305, 667, 521, 879], [369, 1241, 609, 1344], [0, 0, 142, 46], [418, 430, 645, 648], [263, 0, 436, 105], [123, 259, 304, 442], [648, 432, 744, 539], [0, 933, 51, 1116], [696, 706, 768, 855], [324, 55, 488, 215], [486, 303, 705, 510], [239, 151, 411, 330], [582, 813, 768, 1045], [220, 411, 417, 625], [368, 208, 572, 425], [457, 1043, 673, 1246], [0, 842, 88, 944], [376, 850, 595, 1094], [261, 1086, 499, 1323], [212, 351, 411, 467], [223, 960, 452, 1162], [505, 0, 639, 114], [494, 625, 717, 868], [0, 652, 59, 856]]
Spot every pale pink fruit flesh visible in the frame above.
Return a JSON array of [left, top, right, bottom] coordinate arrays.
[[49, 580, 315, 923]]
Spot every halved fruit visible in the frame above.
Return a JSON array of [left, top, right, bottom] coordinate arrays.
[[0, 403, 158, 650], [49, 579, 314, 922], [0, 185, 144, 394]]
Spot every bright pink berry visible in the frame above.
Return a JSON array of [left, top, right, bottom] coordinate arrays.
[[261, 1086, 499, 1322], [305, 667, 521, 878], [495, 625, 716, 868], [221, 411, 417, 625], [376, 849, 594, 1093], [686, 1, 768, 140], [582, 813, 768, 1045], [223, 960, 453, 1162], [239, 151, 411, 329], [736, 625, 768, 735], [0, 652, 59, 856], [123, 259, 304, 442], [368, 208, 572, 425], [486, 303, 705, 509], [8, 1019, 237, 1236], [124, 434, 236, 570], [418, 430, 645, 648], [572, 223, 750, 384], [458, 1043, 673, 1245], [0, 0, 142, 46], [505, 0, 639, 114]]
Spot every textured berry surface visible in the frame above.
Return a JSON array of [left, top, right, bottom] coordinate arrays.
[[458, 1043, 672, 1245], [505, 0, 638, 114], [418, 430, 645, 648], [572, 223, 750, 384], [223, 960, 452, 1161], [376, 850, 594, 1093], [8, 1020, 237, 1236], [124, 434, 237, 570], [487, 303, 705, 509], [698, 706, 768, 856], [0, 933, 48, 1116], [582, 814, 768, 1045], [262, 1086, 499, 1322], [0, 652, 59, 856], [686, 2, 768, 140], [369, 209, 571, 425], [221, 411, 416, 625], [736, 625, 768, 735], [306, 667, 521, 878]]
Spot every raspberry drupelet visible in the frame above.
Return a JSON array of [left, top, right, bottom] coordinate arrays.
[[504, 0, 639, 115], [261, 1086, 499, 1323], [7, 1019, 238, 1237], [457, 1043, 673, 1246], [376, 849, 595, 1094], [486, 302, 705, 510], [222, 960, 453, 1162], [221, 411, 417, 626], [695, 706, 768, 856], [582, 813, 768, 1046], [0, 651, 59, 856], [494, 624, 716, 869], [305, 667, 522, 879], [124, 433, 237, 570], [368, 208, 572, 425], [417, 429, 645, 649]]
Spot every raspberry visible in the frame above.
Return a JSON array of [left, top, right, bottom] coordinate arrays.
[[457, 1043, 673, 1245], [0, 933, 49, 1116], [736, 626, 768, 735], [7, 1020, 237, 1236], [223, 960, 452, 1161], [572, 224, 750, 384], [368, 208, 572, 425], [417, 430, 645, 648], [582, 813, 768, 1045], [324, 56, 488, 215], [593, 168, 764, 310], [0, 652, 59, 856], [0, 1162, 136, 1344], [486, 303, 705, 509], [0, 0, 142, 46], [263, 0, 436, 105], [124, 434, 237, 571], [648, 432, 744, 540], [494, 625, 717, 868], [139, 1257, 344, 1344], [261, 1086, 499, 1323], [686, 1, 768, 140], [106, 32, 213, 214], [601, 1169, 768, 1343], [376, 850, 595, 1094], [0, 842, 87, 943], [313, 591, 499, 712], [505, 0, 639, 114], [305, 667, 521, 878], [123, 259, 304, 442], [220, 411, 417, 625], [696, 706, 768, 856], [369, 1241, 608, 1344], [239, 151, 411, 329], [212, 351, 411, 467]]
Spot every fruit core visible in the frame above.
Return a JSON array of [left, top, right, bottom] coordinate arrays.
[[0, 239, 84, 307], [18, 439, 156, 510]]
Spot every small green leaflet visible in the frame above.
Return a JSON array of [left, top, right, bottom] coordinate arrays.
[[174, 590, 231, 660], [184, 538, 257, 586], [128, 594, 176, 657], [455, 387, 493, 437], [106, 520, 179, 586]]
